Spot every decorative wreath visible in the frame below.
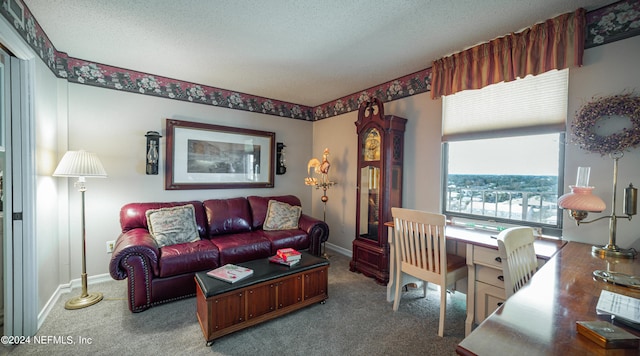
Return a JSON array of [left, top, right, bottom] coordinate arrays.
[[571, 93, 640, 155]]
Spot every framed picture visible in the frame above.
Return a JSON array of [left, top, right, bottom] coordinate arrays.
[[165, 119, 275, 190]]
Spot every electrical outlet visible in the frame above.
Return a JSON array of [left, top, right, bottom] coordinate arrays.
[[106, 240, 115, 254]]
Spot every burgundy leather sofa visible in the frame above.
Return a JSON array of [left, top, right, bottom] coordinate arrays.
[[109, 195, 329, 312]]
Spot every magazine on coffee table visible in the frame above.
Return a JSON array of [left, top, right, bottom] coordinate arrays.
[[207, 264, 254, 283]]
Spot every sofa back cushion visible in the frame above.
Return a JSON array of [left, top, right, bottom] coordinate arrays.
[[263, 200, 302, 231], [247, 195, 301, 229], [203, 197, 252, 236], [145, 204, 201, 248], [120, 201, 207, 238]]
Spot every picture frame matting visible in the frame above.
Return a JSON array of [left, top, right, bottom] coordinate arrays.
[[165, 119, 275, 190]]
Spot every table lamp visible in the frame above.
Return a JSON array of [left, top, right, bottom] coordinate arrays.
[[557, 167, 606, 222], [558, 157, 637, 259]]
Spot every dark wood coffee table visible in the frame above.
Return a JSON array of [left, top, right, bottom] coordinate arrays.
[[195, 252, 329, 345]]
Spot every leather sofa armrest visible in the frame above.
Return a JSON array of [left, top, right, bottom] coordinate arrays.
[[298, 214, 329, 257], [109, 228, 160, 280]]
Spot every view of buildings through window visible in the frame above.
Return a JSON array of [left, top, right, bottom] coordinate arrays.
[[443, 133, 563, 230]]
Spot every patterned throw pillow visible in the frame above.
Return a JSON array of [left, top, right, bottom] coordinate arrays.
[[145, 204, 200, 248], [263, 200, 302, 231]]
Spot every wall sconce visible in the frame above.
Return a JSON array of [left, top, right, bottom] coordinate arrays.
[[276, 142, 286, 175], [558, 157, 637, 259], [145, 131, 162, 175]]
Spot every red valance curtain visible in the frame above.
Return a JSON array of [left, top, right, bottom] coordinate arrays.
[[431, 8, 585, 100]]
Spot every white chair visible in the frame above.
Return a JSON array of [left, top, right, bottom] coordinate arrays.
[[391, 207, 467, 337], [496, 226, 538, 298]]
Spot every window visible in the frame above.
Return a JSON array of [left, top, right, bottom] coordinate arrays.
[[443, 133, 564, 234], [441, 69, 568, 235]]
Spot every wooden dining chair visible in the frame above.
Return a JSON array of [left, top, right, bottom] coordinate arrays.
[[391, 207, 467, 337], [496, 226, 538, 298]]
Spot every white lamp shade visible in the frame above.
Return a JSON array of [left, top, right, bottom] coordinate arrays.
[[53, 150, 108, 178]]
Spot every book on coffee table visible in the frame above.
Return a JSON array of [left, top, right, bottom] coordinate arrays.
[[269, 255, 301, 267], [276, 248, 301, 262], [207, 264, 253, 283]]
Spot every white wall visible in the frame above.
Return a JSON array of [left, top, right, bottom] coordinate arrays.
[[59, 84, 315, 284], [309, 110, 357, 253], [564, 35, 640, 251], [34, 58, 63, 310], [312, 35, 640, 254], [385, 92, 443, 213]]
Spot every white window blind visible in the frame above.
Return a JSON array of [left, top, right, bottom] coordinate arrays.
[[442, 69, 568, 141]]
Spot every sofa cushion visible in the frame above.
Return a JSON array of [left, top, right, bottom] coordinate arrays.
[[203, 197, 252, 236], [258, 229, 310, 254], [247, 195, 301, 229], [120, 201, 208, 238], [146, 204, 200, 248], [263, 200, 302, 230], [210, 231, 272, 265], [158, 239, 219, 277]]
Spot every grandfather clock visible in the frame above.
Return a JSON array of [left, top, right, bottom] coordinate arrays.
[[350, 98, 406, 285]]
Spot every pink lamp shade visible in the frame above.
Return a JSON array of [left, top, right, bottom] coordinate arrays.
[[557, 186, 606, 212]]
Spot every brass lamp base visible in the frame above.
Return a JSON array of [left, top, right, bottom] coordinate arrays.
[[592, 245, 636, 259], [592, 270, 640, 288], [64, 292, 103, 310]]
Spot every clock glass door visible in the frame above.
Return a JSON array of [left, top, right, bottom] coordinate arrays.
[[359, 166, 380, 241], [359, 127, 381, 241]]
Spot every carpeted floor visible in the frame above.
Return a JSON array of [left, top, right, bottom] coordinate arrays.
[[2, 250, 466, 356]]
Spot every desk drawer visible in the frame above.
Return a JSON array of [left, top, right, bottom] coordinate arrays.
[[476, 265, 504, 289], [473, 246, 503, 268], [475, 281, 505, 323]]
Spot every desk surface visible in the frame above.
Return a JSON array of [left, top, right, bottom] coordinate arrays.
[[457, 241, 640, 356], [445, 225, 566, 260]]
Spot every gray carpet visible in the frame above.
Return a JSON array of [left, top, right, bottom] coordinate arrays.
[[3, 251, 466, 356]]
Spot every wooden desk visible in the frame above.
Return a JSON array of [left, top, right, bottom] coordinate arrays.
[[457, 241, 640, 355]]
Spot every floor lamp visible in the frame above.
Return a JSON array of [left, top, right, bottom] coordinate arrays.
[[54, 150, 108, 309], [305, 149, 336, 259]]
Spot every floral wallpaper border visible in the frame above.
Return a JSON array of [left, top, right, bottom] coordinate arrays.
[[1, 0, 638, 122], [60, 56, 313, 120], [586, 0, 640, 48]]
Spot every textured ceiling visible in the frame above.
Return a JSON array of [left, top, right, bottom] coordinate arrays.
[[24, 0, 612, 107]]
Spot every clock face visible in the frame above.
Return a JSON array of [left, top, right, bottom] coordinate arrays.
[[364, 128, 380, 161]]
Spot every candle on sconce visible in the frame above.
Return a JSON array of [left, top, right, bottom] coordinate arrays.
[[575, 166, 591, 187]]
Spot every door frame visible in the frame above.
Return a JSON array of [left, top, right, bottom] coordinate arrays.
[[0, 18, 37, 337]]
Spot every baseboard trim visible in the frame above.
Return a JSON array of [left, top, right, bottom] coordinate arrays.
[[325, 243, 352, 258], [37, 273, 113, 329]]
